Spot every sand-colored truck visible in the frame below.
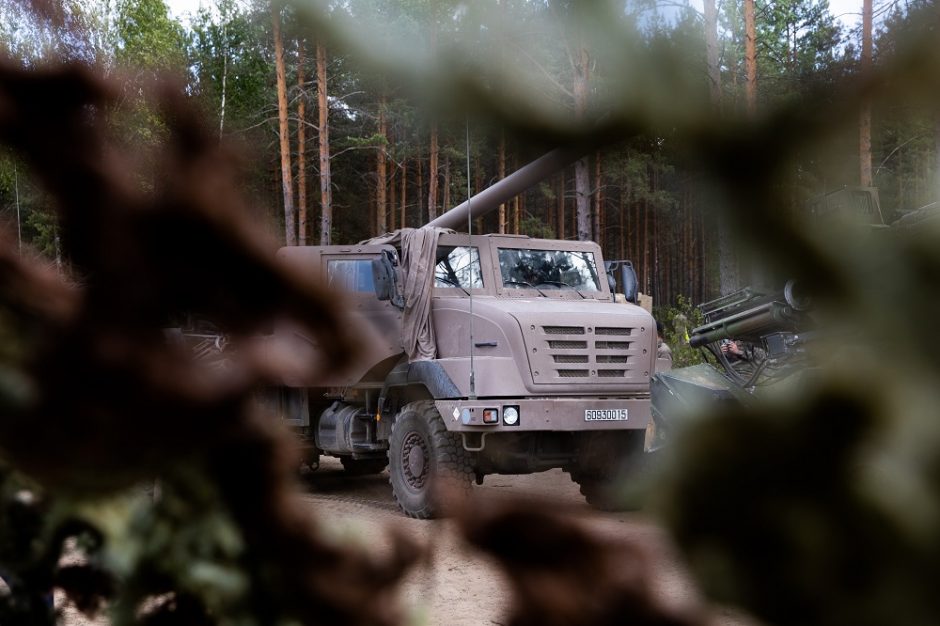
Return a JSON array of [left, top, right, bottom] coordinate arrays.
[[272, 150, 657, 517]]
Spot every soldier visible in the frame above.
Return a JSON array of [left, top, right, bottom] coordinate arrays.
[[656, 321, 673, 371]]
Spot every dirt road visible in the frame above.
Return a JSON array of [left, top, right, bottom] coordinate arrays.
[[299, 458, 757, 626]]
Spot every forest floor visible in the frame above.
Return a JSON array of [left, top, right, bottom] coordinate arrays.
[[60, 458, 760, 626], [295, 458, 758, 626]]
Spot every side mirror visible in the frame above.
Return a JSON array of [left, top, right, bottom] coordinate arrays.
[[372, 250, 404, 308], [604, 260, 638, 304], [620, 262, 638, 304]]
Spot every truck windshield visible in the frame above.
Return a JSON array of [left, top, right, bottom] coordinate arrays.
[[497, 248, 601, 292], [434, 246, 483, 289]]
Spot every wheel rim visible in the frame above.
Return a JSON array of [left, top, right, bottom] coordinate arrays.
[[401, 431, 429, 491]]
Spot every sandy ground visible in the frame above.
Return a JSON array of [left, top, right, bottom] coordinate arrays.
[[298, 458, 758, 626], [60, 458, 758, 625]]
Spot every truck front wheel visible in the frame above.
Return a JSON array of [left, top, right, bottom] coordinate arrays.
[[388, 401, 473, 519]]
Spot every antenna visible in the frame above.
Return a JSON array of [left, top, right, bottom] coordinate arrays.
[[466, 120, 476, 400], [14, 162, 21, 252]]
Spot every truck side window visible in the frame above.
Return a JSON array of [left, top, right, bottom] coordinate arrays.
[[327, 259, 376, 293], [434, 246, 483, 289]]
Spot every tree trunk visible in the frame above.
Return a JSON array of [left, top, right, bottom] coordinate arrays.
[[727, 0, 739, 111], [935, 115, 940, 195], [593, 152, 602, 245], [400, 160, 407, 229], [618, 186, 625, 260], [376, 94, 388, 234], [547, 182, 555, 239], [513, 154, 521, 234], [474, 162, 484, 233], [417, 157, 424, 224], [643, 194, 649, 294], [685, 185, 692, 298], [428, 122, 439, 221], [557, 173, 566, 240], [368, 191, 375, 238], [316, 40, 332, 245], [498, 132, 506, 233], [859, 0, 873, 187], [633, 188, 639, 275], [272, 5, 295, 246], [219, 16, 228, 139], [443, 156, 451, 214], [573, 44, 592, 242], [297, 40, 308, 245], [744, 0, 757, 116], [704, 0, 721, 110], [652, 167, 659, 303], [718, 0, 750, 294], [575, 159, 591, 241], [389, 161, 397, 231]]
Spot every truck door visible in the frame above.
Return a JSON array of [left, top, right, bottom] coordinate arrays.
[[320, 245, 404, 384]]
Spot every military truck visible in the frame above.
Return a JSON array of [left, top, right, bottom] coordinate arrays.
[[271, 150, 657, 518]]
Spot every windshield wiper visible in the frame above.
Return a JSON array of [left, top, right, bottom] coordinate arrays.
[[536, 280, 586, 298], [503, 280, 547, 297]]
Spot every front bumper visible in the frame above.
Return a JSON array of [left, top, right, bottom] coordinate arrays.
[[435, 397, 650, 432]]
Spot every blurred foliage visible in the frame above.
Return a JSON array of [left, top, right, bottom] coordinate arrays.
[[0, 1, 939, 626]]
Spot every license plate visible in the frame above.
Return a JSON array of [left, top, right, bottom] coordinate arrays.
[[584, 409, 629, 421]]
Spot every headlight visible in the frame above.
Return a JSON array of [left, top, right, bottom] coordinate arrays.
[[503, 406, 519, 426]]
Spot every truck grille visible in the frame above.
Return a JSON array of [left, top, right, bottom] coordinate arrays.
[[554, 354, 589, 363], [596, 327, 631, 335], [520, 322, 650, 385], [548, 340, 588, 349], [544, 325, 585, 335]]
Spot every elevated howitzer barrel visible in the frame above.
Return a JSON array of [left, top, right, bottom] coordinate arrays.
[[426, 146, 585, 231]]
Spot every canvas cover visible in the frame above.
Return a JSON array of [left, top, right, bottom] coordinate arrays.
[[363, 227, 454, 362]]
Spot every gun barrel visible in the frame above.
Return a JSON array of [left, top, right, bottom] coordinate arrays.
[[426, 147, 584, 231], [689, 301, 799, 348]]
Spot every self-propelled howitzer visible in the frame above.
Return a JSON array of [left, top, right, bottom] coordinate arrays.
[[271, 149, 657, 518]]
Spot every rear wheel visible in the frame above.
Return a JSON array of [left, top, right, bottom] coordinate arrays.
[[388, 401, 473, 519], [571, 473, 629, 511], [340, 457, 388, 475]]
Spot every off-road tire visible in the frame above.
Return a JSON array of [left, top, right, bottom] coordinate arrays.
[[388, 401, 473, 519], [570, 431, 647, 512], [570, 473, 628, 511], [340, 457, 388, 476]]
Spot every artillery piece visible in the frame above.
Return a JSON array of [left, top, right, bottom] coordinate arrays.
[[649, 281, 815, 450], [271, 148, 657, 518]]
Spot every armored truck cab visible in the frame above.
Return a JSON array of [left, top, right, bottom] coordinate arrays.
[[274, 230, 655, 517]]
